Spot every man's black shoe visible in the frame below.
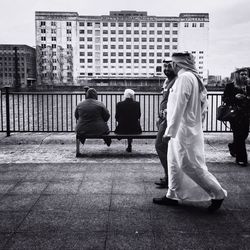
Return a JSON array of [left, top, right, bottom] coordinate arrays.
[[126, 146, 132, 152], [207, 199, 224, 213], [156, 183, 168, 189], [155, 179, 168, 186], [153, 196, 178, 206]]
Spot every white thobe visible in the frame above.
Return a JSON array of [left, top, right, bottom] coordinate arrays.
[[164, 69, 227, 202]]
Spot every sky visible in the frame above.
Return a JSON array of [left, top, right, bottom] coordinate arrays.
[[0, 0, 250, 78]]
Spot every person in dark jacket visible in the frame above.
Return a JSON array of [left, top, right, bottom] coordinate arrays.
[[222, 67, 250, 166], [75, 88, 111, 146], [115, 89, 142, 152]]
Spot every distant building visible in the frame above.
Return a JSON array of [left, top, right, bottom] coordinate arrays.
[[0, 44, 36, 88], [35, 11, 209, 86], [208, 75, 222, 86]]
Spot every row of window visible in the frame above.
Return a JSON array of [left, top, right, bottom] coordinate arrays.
[[0, 73, 25, 78], [80, 52, 169, 57], [80, 58, 171, 64], [40, 21, 179, 28], [184, 23, 205, 28]]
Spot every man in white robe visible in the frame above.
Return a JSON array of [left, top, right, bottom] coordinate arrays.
[[153, 52, 227, 212]]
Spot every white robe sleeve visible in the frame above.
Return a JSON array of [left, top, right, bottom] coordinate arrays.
[[164, 74, 192, 138]]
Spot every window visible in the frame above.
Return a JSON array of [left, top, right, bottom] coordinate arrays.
[[157, 38, 162, 42], [157, 53, 162, 57], [111, 59, 116, 63], [149, 38, 155, 42], [111, 38, 116, 42], [157, 31, 162, 35], [67, 29, 71, 34], [172, 45, 177, 50], [141, 45, 147, 49], [134, 38, 139, 42], [103, 22, 108, 27], [141, 53, 147, 56], [184, 23, 189, 27], [87, 52, 92, 56], [51, 29, 56, 34], [118, 52, 124, 56], [52, 37, 56, 41], [134, 45, 139, 49], [118, 37, 123, 42], [165, 30, 170, 35], [149, 53, 154, 57], [173, 23, 178, 27], [111, 30, 116, 34], [126, 38, 131, 42], [134, 23, 139, 27], [87, 37, 92, 42], [118, 45, 124, 49], [142, 22, 147, 27], [149, 45, 154, 49], [164, 52, 170, 57], [103, 30, 108, 34], [126, 52, 131, 56], [118, 23, 124, 27], [87, 30, 92, 34], [126, 23, 131, 27], [79, 37, 84, 41], [157, 45, 162, 49], [87, 59, 93, 63], [149, 23, 155, 27], [118, 59, 123, 63], [41, 29, 46, 33], [149, 59, 154, 63], [126, 45, 131, 49], [79, 22, 84, 26], [165, 38, 170, 42], [142, 30, 147, 35], [165, 22, 170, 27], [52, 44, 56, 49], [192, 23, 197, 27], [66, 22, 71, 26], [142, 38, 147, 42], [103, 59, 108, 63], [41, 37, 46, 41], [111, 52, 116, 56], [51, 21, 56, 26], [103, 45, 108, 49], [126, 30, 131, 34], [134, 52, 139, 57], [200, 23, 204, 27], [87, 45, 93, 49], [134, 30, 139, 35], [173, 30, 178, 35], [126, 59, 131, 63], [118, 30, 124, 34], [103, 52, 108, 56], [157, 23, 162, 27], [40, 21, 46, 26], [172, 38, 178, 42], [87, 22, 92, 26], [134, 59, 139, 63], [149, 30, 154, 35], [111, 45, 116, 49]]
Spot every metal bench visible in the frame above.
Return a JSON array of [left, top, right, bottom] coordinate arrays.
[[76, 132, 157, 157]]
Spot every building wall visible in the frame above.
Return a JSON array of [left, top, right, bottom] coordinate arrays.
[[35, 11, 209, 86], [0, 45, 36, 88]]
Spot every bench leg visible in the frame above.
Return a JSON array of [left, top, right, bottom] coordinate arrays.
[[76, 137, 80, 157]]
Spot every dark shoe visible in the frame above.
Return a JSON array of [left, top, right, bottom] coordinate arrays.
[[155, 180, 168, 189], [236, 161, 248, 167], [105, 138, 112, 147], [207, 199, 224, 213], [126, 146, 132, 152], [153, 196, 178, 206], [228, 143, 236, 157]]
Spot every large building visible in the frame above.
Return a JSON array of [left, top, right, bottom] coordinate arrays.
[[0, 45, 36, 88], [35, 11, 209, 86]]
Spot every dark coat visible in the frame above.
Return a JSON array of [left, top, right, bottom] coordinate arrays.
[[115, 98, 142, 134], [75, 99, 110, 136]]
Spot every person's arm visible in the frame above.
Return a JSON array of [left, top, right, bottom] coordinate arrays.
[[222, 82, 234, 105], [115, 103, 120, 121], [102, 105, 110, 122], [164, 74, 192, 138], [74, 106, 79, 120]]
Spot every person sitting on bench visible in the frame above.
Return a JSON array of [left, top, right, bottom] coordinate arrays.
[[114, 89, 142, 152], [75, 88, 111, 146]]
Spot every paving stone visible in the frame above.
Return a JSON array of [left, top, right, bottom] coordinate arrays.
[[43, 181, 81, 194], [32, 194, 76, 212], [0, 195, 39, 211], [9, 182, 47, 195], [79, 180, 112, 194], [0, 212, 27, 233], [106, 231, 154, 250]]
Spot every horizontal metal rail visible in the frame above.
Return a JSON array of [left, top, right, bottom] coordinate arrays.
[[0, 88, 235, 135]]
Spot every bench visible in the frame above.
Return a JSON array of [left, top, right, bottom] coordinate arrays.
[[76, 132, 157, 157]]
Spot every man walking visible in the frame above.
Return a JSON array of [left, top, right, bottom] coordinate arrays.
[[154, 60, 176, 188], [153, 52, 227, 212]]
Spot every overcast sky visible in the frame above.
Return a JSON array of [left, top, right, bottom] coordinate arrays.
[[1, 0, 250, 77]]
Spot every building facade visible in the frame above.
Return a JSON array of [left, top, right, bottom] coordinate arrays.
[[0, 45, 36, 88], [35, 11, 209, 86]]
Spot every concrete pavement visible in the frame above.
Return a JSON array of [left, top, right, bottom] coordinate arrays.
[[0, 132, 249, 249]]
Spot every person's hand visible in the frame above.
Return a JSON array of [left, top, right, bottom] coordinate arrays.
[[162, 134, 171, 144], [235, 93, 245, 100]]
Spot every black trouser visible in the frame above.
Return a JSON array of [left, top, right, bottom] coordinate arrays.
[[230, 116, 249, 163]]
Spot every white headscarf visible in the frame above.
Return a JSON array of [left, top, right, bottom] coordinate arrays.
[[124, 89, 135, 99]]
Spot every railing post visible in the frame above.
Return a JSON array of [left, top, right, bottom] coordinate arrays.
[[5, 87, 10, 136]]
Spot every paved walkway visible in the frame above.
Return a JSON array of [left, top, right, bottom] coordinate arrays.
[[0, 133, 249, 249]]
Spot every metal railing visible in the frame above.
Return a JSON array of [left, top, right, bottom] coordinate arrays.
[[0, 87, 232, 136]]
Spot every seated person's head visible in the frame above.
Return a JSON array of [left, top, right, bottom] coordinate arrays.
[[235, 67, 249, 85], [124, 89, 135, 100], [86, 88, 98, 100]]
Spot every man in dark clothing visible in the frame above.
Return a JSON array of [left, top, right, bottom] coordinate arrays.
[[154, 60, 176, 188], [75, 88, 111, 146], [115, 89, 142, 152]]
